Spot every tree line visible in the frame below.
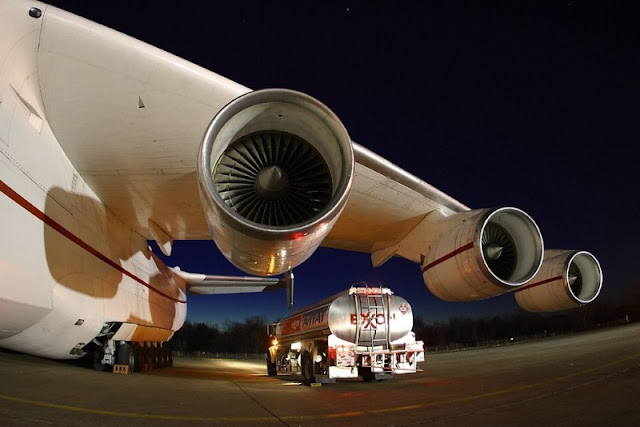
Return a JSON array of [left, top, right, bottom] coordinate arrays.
[[167, 294, 640, 354], [166, 315, 269, 354]]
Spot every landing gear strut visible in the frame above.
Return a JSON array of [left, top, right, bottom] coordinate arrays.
[[87, 340, 172, 373]]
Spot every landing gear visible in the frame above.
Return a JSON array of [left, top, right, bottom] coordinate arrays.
[[163, 347, 173, 367], [91, 348, 108, 372], [133, 343, 144, 371], [159, 347, 173, 368], [86, 339, 172, 373], [133, 344, 173, 371], [117, 343, 135, 372], [89, 339, 115, 371]]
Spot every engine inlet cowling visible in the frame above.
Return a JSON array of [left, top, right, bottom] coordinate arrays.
[[198, 89, 354, 276], [514, 250, 603, 312], [422, 207, 544, 302]]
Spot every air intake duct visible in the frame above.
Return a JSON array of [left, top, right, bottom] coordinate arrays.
[[197, 89, 354, 276], [514, 250, 603, 312], [422, 207, 544, 301]]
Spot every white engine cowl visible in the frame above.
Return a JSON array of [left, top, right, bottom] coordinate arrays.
[[198, 89, 354, 276], [514, 250, 603, 312], [421, 207, 544, 301]]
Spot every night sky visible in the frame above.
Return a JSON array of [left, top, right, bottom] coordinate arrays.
[[46, 1, 639, 326]]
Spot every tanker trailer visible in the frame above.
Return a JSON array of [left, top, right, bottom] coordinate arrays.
[[266, 285, 424, 384]]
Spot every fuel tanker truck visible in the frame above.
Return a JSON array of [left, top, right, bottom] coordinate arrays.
[[266, 285, 424, 384]]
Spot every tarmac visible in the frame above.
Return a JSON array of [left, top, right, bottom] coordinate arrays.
[[1, 323, 639, 426]]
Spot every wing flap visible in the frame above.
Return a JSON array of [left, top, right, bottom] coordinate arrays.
[[173, 269, 285, 295]]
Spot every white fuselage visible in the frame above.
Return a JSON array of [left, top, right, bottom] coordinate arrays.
[[0, 0, 187, 359]]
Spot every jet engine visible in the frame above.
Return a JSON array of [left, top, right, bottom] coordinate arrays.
[[421, 207, 544, 301], [197, 89, 354, 276], [514, 250, 602, 312]]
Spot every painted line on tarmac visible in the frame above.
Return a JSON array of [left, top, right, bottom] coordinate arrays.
[[0, 394, 271, 423], [1, 352, 639, 423]]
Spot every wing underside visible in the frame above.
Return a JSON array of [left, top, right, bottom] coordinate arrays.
[[36, 4, 466, 258], [175, 269, 283, 295]]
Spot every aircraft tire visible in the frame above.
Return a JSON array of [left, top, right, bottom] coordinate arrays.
[[117, 343, 135, 373], [161, 348, 170, 368], [133, 344, 144, 371], [91, 348, 108, 372]]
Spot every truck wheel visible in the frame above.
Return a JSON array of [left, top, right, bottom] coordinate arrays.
[[266, 353, 277, 376], [301, 353, 315, 385], [359, 367, 375, 382], [267, 363, 277, 376]]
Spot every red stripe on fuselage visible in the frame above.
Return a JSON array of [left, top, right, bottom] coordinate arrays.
[[422, 242, 474, 273], [0, 179, 186, 304], [514, 275, 563, 293]]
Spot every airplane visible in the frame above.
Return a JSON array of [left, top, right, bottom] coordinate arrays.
[[0, 0, 603, 372]]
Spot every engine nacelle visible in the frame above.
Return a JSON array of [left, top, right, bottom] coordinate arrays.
[[514, 250, 602, 312], [421, 207, 544, 301], [198, 89, 354, 276]]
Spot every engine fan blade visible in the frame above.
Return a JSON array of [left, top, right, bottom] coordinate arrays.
[[214, 131, 332, 227]]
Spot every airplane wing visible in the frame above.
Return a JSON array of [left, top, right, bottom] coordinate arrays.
[[32, 3, 602, 312], [323, 143, 468, 255], [35, 4, 463, 255]]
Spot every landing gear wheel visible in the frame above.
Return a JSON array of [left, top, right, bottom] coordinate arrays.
[[141, 347, 150, 370], [92, 348, 108, 372], [161, 348, 172, 368], [159, 348, 167, 368], [266, 352, 277, 376], [301, 353, 315, 385], [117, 343, 135, 373], [151, 347, 160, 369], [133, 344, 144, 372]]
